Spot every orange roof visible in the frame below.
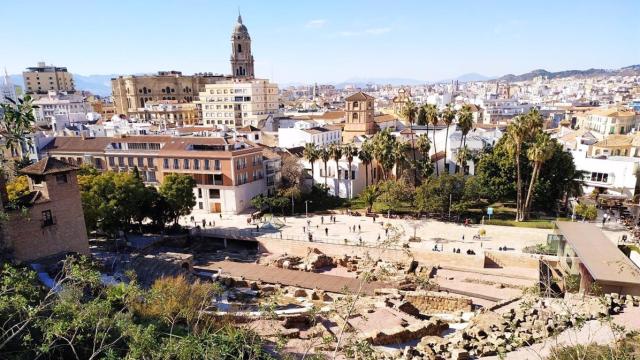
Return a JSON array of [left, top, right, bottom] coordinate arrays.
[[345, 91, 374, 101]]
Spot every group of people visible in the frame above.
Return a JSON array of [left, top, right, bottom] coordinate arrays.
[[452, 248, 476, 255], [190, 215, 215, 229]]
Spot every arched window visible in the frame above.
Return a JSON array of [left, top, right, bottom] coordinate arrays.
[[237, 43, 242, 53], [353, 113, 359, 121]]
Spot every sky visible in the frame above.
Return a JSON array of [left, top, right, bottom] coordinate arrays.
[[2, 0, 639, 84]]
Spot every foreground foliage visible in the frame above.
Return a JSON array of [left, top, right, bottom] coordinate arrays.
[[0, 258, 273, 360]]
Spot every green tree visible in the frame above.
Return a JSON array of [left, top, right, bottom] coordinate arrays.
[[159, 173, 196, 225], [524, 132, 555, 219], [416, 106, 427, 126], [344, 144, 358, 199], [329, 144, 343, 197], [392, 140, 410, 178], [371, 128, 396, 180], [414, 174, 465, 217], [424, 103, 439, 175], [376, 178, 412, 214], [319, 147, 331, 188], [402, 100, 419, 185], [0, 96, 36, 157], [440, 104, 457, 174], [359, 184, 379, 213], [358, 141, 373, 187], [303, 142, 319, 187]]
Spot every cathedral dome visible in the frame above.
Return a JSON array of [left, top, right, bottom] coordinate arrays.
[[233, 15, 248, 34]]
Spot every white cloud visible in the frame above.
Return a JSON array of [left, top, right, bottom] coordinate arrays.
[[306, 19, 327, 28]]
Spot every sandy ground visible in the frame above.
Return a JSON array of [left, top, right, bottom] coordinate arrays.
[[182, 213, 551, 254]]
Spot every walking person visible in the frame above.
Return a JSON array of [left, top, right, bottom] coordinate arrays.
[[321, 216, 324, 224], [358, 224, 361, 233], [325, 227, 328, 236]]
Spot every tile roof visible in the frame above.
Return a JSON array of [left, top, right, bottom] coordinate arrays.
[[374, 114, 397, 123], [345, 91, 374, 102], [20, 157, 79, 176], [311, 111, 345, 120], [593, 135, 633, 148], [237, 125, 261, 132], [588, 108, 637, 117]]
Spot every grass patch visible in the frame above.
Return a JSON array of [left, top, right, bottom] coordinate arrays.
[[485, 219, 556, 229]]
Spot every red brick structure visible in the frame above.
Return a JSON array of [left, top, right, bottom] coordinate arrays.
[[2, 157, 89, 262]]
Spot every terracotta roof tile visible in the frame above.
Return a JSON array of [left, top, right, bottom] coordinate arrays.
[[345, 91, 374, 102], [21, 157, 79, 176]]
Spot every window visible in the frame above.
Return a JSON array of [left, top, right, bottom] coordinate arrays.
[[56, 174, 68, 184], [147, 157, 154, 167], [95, 158, 103, 169], [128, 157, 134, 167], [197, 188, 202, 198], [590, 172, 609, 183], [173, 159, 179, 169], [183, 159, 190, 169], [118, 157, 125, 166], [204, 159, 210, 170], [109, 157, 115, 166], [209, 189, 220, 199], [42, 210, 54, 227], [198, 202, 203, 210], [163, 159, 169, 169], [194, 159, 200, 170]]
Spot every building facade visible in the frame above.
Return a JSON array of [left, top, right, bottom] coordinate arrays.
[[581, 108, 639, 138], [32, 91, 94, 129], [127, 100, 201, 126], [343, 92, 377, 143], [278, 125, 341, 148], [23, 62, 75, 94], [199, 79, 279, 128], [42, 135, 276, 214], [111, 71, 226, 116], [2, 157, 89, 262]]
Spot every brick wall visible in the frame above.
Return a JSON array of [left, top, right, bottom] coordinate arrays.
[[404, 291, 473, 313]]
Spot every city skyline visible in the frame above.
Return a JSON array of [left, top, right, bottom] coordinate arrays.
[[2, 0, 639, 85]]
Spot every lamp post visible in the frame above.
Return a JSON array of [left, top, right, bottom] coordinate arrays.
[[305, 200, 312, 218]]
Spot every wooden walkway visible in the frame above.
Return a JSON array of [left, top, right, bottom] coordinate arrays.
[[199, 261, 391, 295]]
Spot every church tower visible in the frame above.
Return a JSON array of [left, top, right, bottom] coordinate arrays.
[[230, 14, 255, 78]]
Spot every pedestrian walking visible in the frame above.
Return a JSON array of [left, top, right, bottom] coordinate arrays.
[[358, 224, 361, 233], [385, 228, 389, 237], [256, 224, 259, 232], [325, 227, 328, 236], [377, 234, 381, 241], [202, 219, 206, 228], [321, 216, 324, 224], [303, 226, 306, 233]]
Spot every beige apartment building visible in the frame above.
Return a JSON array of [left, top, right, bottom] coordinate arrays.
[[343, 92, 377, 143], [23, 62, 75, 94], [199, 79, 279, 128], [42, 135, 275, 214], [127, 100, 201, 126], [581, 107, 639, 138]]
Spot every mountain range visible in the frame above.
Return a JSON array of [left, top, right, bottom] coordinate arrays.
[[7, 64, 639, 96]]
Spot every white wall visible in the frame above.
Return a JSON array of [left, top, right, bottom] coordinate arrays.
[[571, 150, 640, 197]]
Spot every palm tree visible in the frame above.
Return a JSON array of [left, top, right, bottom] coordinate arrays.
[[402, 101, 419, 185], [360, 185, 379, 213], [319, 147, 331, 189], [458, 105, 474, 150], [523, 133, 555, 219], [359, 141, 373, 187], [392, 141, 409, 178], [344, 144, 359, 199], [303, 143, 319, 187], [329, 144, 343, 197], [424, 103, 439, 175], [506, 116, 529, 221], [371, 129, 396, 180], [415, 133, 431, 159], [440, 104, 457, 174], [455, 146, 471, 175]]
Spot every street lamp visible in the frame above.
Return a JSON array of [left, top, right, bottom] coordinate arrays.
[[305, 200, 312, 218]]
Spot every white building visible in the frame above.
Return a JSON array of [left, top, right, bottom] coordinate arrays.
[[303, 155, 377, 198], [278, 125, 341, 148], [86, 115, 153, 137], [199, 78, 279, 128], [571, 150, 640, 198], [32, 91, 94, 130], [479, 98, 532, 124], [446, 126, 504, 175]]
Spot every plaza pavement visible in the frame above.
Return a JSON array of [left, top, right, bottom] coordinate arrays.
[[180, 212, 552, 254]]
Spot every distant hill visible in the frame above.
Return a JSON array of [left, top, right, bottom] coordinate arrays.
[[9, 74, 116, 96], [496, 65, 640, 82]]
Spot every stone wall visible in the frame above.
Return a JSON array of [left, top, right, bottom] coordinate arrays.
[[484, 250, 541, 269], [257, 238, 486, 268], [403, 291, 473, 313]]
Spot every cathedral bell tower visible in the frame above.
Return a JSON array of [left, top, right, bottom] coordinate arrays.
[[230, 14, 255, 78]]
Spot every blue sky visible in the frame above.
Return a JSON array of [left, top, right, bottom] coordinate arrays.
[[2, 0, 638, 84]]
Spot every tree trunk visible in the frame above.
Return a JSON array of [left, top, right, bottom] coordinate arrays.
[[444, 126, 449, 175], [410, 131, 417, 186], [310, 162, 315, 187], [515, 146, 523, 221], [432, 125, 439, 176], [365, 163, 369, 187], [348, 160, 353, 199], [457, 135, 464, 174], [335, 160, 340, 197], [523, 163, 540, 220], [324, 162, 328, 188]]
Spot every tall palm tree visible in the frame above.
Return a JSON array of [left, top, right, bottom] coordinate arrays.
[[303, 143, 319, 187], [359, 141, 373, 187], [402, 101, 419, 185], [424, 104, 439, 175], [344, 144, 359, 199], [319, 147, 331, 189], [455, 146, 471, 175], [506, 116, 529, 221], [440, 104, 457, 174], [392, 141, 409, 178], [415, 133, 431, 159], [523, 133, 555, 219], [329, 144, 343, 197], [371, 129, 396, 180], [456, 105, 474, 174]]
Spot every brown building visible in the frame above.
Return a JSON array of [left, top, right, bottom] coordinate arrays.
[[343, 92, 377, 143], [128, 100, 202, 126], [2, 157, 89, 262], [23, 62, 75, 94], [42, 135, 273, 214], [111, 71, 227, 116]]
